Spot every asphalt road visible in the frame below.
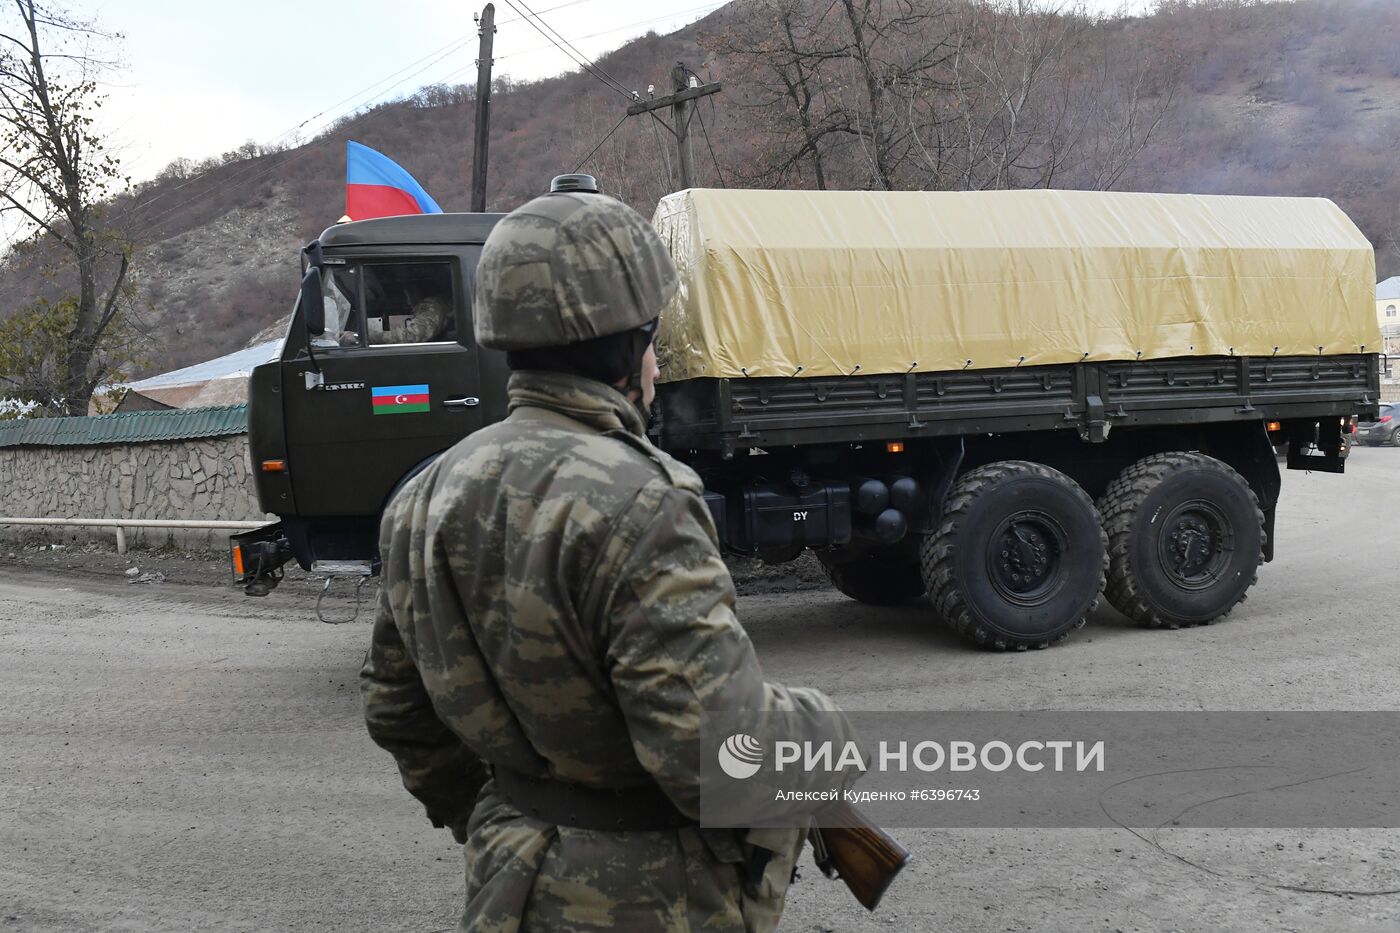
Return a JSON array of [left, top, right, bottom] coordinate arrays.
[[3, 447, 1399, 932]]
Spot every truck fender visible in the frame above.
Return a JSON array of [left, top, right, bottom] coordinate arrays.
[[1201, 422, 1281, 563]]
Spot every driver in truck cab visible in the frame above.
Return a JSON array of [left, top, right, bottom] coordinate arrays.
[[334, 265, 453, 346], [362, 282, 449, 344]]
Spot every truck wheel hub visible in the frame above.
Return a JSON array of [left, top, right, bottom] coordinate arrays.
[[1158, 501, 1230, 589], [988, 511, 1066, 606]]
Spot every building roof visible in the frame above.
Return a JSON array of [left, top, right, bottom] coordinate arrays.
[[124, 339, 281, 391], [183, 377, 253, 408], [118, 385, 199, 411], [0, 404, 247, 448], [1377, 276, 1400, 301]]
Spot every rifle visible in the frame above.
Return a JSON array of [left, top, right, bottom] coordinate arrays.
[[810, 800, 912, 911]]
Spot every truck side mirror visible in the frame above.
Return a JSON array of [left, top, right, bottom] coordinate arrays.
[[302, 266, 325, 336]]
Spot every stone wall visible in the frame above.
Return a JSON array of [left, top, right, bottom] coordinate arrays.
[[0, 433, 272, 550]]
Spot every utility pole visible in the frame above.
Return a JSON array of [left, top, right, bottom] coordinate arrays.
[[627, 61, 721, 190], [670, 64, 696, 191], [470, 3, 495, 212]]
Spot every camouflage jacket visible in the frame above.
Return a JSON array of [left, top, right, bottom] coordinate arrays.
[[360, 370, 859, 933], [366, 295, 450, 344]]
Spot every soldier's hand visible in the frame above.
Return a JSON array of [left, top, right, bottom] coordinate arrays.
[[428, 810, 471, 844]]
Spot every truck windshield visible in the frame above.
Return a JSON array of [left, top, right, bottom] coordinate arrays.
[[323, 260, 456, 348]]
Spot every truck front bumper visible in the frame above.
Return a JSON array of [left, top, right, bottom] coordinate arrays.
[[230, 522, 295, 596]]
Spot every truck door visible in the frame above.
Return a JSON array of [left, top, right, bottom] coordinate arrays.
[[281, 257, 484, 517]]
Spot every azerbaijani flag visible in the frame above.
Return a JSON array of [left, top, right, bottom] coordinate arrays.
[[345, 141, 443, 221], [372, 384, 431, 415]]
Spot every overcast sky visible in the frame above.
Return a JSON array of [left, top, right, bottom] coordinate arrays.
[[96, 0, 1153, 186]]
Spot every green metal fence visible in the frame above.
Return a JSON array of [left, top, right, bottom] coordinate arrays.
[[0, 405, 248, 448]]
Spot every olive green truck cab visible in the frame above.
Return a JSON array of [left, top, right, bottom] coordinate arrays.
[[237, 212, 507, 578], [233, 187, 1382, 650]]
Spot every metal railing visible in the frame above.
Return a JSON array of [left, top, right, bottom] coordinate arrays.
[[0, 517, 265, 554]]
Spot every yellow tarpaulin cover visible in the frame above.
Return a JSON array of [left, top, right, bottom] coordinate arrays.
[[652, 188, 1379, 382]]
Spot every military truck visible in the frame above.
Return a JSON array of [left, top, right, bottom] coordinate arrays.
[[232, 184, 1382, 650]]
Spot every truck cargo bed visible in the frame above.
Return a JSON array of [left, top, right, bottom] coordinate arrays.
[[654, 353, 1380, 456]]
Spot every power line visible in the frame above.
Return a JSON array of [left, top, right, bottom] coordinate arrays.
[[628, 63, 721, 188], [573, 113, 629, 171], [493, 0, 729, 150], [124, 4, 725, 232], [123, 4, 609, 219], [680, 63, 725, 187], [495, 2, 726, 64], [136, 0, 664, 187], [132, 40, 475, 233], [682, 62, 723, 126], [693, 100, 726, 187], [496, 0, 631, 99], [495, 0, 594, 26], [648, 107, 674, 190], [288, 39, 474, 138], [123, 0, 722, 222], [122, 36, 474, 217], [129, 1, 723, 217], [510, 0, 635, 96]]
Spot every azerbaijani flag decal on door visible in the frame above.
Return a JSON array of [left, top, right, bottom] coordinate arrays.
[[372, 384, 430, 415]]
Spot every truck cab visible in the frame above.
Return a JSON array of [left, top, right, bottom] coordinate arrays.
[[234, 213, 505, 591]]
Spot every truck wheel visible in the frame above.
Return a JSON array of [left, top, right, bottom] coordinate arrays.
[[817, 548, 926, 606], [1098, 453, 1264, 629], [920, 461, 1106, 650]]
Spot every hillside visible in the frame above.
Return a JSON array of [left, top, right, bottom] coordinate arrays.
[[5, 0, 1400, 378]]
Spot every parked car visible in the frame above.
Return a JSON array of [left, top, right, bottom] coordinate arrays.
[[1356, 404, 1400, 446]]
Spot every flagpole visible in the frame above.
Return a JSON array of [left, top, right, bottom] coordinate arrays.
[[471, 4, 496, 213]]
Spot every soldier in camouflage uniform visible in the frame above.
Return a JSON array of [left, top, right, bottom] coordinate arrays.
[[365, 293, 449, 344], [360, 187, 859, 932]]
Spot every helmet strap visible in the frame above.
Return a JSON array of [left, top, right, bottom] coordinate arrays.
[[624, 319, 659, 426], [624, 368, 650, 425]]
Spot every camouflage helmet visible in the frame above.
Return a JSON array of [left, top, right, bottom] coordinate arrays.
[[474, 191, 678, 351]]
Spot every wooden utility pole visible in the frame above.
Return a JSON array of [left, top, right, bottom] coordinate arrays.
[[470, 3, 495, 212], [670, 64, 696, 191], [627, 61, 721, 190]]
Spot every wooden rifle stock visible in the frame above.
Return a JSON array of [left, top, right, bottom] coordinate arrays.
[[811, 800, 912, 911]]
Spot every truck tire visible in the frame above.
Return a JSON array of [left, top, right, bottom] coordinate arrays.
[[920, 461, 1107, 650], [817, 548, 926, 606], [1098, 453, 1264, 629]]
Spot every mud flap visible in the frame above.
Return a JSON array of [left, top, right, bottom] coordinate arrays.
[[1285, 417, 1347, 474]]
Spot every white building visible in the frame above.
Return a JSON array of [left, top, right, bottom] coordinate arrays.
[[1375, 277, 1400, 383], [115, 339, 282, 411]]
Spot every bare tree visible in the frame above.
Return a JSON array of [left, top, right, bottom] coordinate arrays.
[[713, 0, 962, 190], [832, 0, 966, 190], [931, 1, 1176, 191], [1071, 21, 1179, 190], [711, 0, 1176, 195], [569, 94, 667, 209], [0, 0, 131, 415], [770, 1, 839, 189], [709, 0, 851, 188]]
